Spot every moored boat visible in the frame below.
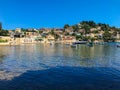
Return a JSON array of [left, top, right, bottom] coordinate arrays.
[[117, 44, 120, 47], [71, 43, 77, 48], [74, 41, 87, 44], [88, 42, 93, 47]]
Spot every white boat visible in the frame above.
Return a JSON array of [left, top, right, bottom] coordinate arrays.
[[74, 41, 87, 44], [65, 43, 70, 45], [117, 44, 120, 47], [50, 41, 55, 45], [71, 43, 77, 48]]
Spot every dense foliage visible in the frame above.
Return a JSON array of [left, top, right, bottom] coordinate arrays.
[[64, 21, 120, 42], [0, 39, 8, 43], [0, 30, 9, 36]]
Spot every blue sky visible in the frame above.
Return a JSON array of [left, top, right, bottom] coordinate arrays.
[[0, 0, 120, 29]]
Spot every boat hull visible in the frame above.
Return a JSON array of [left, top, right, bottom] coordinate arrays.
[[75, 41, 87, 44]]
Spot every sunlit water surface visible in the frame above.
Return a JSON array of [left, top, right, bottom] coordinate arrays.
[[0, 43, 120, 90]]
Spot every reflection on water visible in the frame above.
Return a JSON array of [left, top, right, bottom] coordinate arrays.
[[0, 55, 4, 64], [0, 44, 120, 89]]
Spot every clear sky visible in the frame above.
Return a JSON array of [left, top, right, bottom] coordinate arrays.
[[0, 0, 120, 29]]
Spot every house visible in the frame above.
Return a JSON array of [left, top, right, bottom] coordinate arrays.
[[54, 28, 63, 35], [14, 28, 25, 38], [75, 32, 81, 36], [23, 29, 40, 43], [8, 30, 14, 38], [96, 26, 101, 30], [114, 32, 120, 40], [61, 36, 76, 44], [26, 30, 39, 37], [45, 34, 55, 43], [15, 28, 21, 33], [65, 27, 74, 33], [78, 29, 85, 33], [42, 28, 51, 33], [22, 37, 35, 44], [90, 28, 97, 32]]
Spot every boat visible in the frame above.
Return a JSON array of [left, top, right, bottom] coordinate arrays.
[[71, 43, 77, 48], [117, 44, 120, 47], [65, 43, 70, 46], [98, 42, 108, 45], [88, 42, 93, 47], [74, 41, 87, 44], [50, 41, 55, 45]]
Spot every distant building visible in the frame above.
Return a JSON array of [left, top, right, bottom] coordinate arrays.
[[15, 28, 21, 33], [54, 28, 63, 35], [116, 32, 120, 40], [90, 28, 97, 32], [46, 35, 55, 43], [62, 36, 76, 44], [65, 27, 73, 33], [26, 30, 39, 37], [0, 22, 2, 31], [14, 28, 25, 38], [8, 30, 15, 38]]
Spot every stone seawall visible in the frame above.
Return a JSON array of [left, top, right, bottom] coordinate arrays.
[[0, 42, 10, 45]]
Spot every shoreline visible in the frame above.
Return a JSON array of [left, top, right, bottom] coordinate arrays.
[[0, 41, 120, 46]]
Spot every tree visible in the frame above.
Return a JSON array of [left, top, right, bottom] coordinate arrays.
[[92, 30, 99, 34], [98, 23, 110, 31], [50, 29, 55, 35], [81, 24, 90, 35], [54, 34, 59, 40], [72, 33, 76, 36], [90, 37, 96, 42], [76, 35, 82, 40], [112, 31, 117, 36], [88, 21, 96, 28], [103, 31, 112, 42], [65, 32, 70, 36], [64, 24, 70, 29], [39, 30, 43, 34], [0, 30, 9, 36], [0, 39, 8, 43], [72, 24, 79, 32], [80, 21, 96, 28]]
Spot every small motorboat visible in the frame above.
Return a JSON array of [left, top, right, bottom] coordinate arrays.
[[71, 43, 77, 48], [74, 41, 87, 44], [50, 41, 55, 45], [117, 44, 120, 47], [66, 43, 70, 45], [88, 42, 93, 47]]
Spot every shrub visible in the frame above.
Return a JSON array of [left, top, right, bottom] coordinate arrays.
[[0, 39, 8, 43]]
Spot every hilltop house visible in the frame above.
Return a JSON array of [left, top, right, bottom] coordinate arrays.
[[54, 28, 63, 35], [61, 36, 76, 44], [42, 28, 51, 34], [65, 27, 74, 34]]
